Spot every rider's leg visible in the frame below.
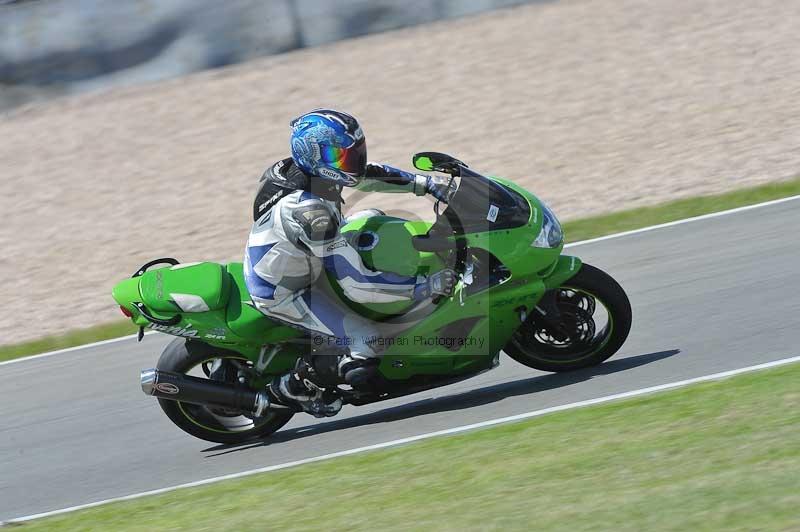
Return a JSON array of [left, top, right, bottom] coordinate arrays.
[[299, 285, 434, 389], [263, 285, 383, 416], [301, 287, 383, 387]]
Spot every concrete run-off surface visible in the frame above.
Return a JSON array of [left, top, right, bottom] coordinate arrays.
[[1, 0, 799, 343]]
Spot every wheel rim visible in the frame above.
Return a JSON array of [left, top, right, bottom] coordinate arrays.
[[174, 355, 281, 435], [509, 287, 614, 365]]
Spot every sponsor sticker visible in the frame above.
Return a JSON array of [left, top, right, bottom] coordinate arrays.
[[487, 204, 499, 222], [317, 166, 358, 186], [317, 167, 341, 180], [326, 239, 348, 252], [155, 382, 180, 395], [147, 323, 199, 338], [259, 189, 285, 214]]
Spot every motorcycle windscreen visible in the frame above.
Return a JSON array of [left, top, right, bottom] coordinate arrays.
[[433, 168, 531, 233]]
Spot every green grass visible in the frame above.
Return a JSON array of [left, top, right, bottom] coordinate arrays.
[[14, 363, 800, 531], [561, 176, 800, 242], [0, 321, 138, 363], [2, 176, 799, 363]]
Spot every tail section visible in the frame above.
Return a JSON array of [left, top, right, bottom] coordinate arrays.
[[111, 259, 232, 340]]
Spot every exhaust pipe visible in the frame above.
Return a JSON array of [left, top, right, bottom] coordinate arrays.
[[140, 368, 271, 417]]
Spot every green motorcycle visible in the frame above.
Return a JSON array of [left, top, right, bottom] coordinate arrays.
[[112, 152, 631, 444]]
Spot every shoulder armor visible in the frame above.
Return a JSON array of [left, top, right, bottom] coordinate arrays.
[[290, 198, 339, 243]]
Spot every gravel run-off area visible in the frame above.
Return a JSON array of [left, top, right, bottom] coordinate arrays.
[[1, 0, 799, 344]]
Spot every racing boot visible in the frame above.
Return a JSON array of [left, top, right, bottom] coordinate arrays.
[[270, 366, 342, 418], [338, 353, 380, 390]]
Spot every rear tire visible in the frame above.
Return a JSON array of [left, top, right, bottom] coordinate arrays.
[[504, 263, 632, 372], [155, 338, 294, 444]]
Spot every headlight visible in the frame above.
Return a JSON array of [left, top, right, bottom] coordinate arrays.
[[532, 201, 564, 248]]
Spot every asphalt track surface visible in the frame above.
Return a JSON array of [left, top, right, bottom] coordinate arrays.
[[2, 198, 799, 521]]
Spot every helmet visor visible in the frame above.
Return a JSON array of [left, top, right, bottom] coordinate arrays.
[[319, 137, 367, 176]]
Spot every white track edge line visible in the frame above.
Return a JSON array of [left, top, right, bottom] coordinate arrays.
[[564, 193, 800, 248], [6, 354, 799, 524], [0, 331, 156, 367], [4, 192, 799, 368]]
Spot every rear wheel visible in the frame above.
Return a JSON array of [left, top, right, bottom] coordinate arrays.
[[155, 338, 294, 444], [505, 263, 632, 372]]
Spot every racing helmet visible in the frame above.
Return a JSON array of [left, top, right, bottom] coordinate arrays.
[[290, 109, 367, 187]]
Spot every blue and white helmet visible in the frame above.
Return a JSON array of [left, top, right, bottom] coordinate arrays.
[[290, 109, 367, 187]]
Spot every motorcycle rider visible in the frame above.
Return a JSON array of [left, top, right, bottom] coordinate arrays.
[[244, 109, 457, 417]]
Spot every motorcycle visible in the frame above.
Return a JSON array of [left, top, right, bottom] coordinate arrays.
[[112, 152, 632, 444]]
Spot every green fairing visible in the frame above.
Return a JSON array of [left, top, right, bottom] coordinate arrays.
[[340, 218, 438, 276], [139, 262, 230, 313], [542, 255, 583, 291], [111, 277, 141, 314], [112, 173, 583, 381]]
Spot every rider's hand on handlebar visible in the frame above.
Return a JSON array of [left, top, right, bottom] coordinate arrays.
[[414, 269, 458, 300], [425, 175, 455, 204], [414, 174, 454, 203]]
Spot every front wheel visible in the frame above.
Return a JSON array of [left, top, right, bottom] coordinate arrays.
[[155, 338, 294, 444], [505, 263, 632, 372]]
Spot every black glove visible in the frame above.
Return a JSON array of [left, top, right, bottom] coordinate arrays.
[[413, 269, 457, 300]]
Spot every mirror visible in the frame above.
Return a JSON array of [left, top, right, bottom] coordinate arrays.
[[412, 152, 466, 173]]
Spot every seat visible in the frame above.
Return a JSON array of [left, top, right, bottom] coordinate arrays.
[[139, 262, 231, 313]]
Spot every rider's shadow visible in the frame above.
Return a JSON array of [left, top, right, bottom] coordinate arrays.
[[203, 348, 680, 456]]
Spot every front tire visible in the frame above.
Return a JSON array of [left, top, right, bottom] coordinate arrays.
[[155, 338, 294, 444], [505, 263, 632, 372]]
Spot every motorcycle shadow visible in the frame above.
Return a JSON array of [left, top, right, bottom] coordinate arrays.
[[203, 348, 680, 456]]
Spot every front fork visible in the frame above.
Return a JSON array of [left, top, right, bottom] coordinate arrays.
[[528, 254, 584, 338], [531, 291, 571, 340]]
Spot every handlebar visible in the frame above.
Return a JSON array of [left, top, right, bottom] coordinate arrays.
[[414, 202, 469, 304]]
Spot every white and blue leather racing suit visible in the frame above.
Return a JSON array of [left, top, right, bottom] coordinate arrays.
[[244, 157, 446, 362]]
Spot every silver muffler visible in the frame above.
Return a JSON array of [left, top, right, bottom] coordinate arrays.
[[141, 368, 271, 417]]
